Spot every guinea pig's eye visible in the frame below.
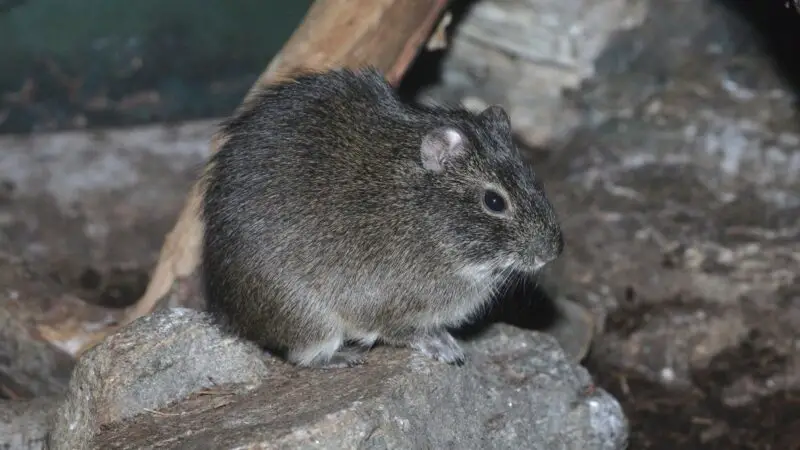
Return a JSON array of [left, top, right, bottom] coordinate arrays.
[[483, 189, 507, 213]]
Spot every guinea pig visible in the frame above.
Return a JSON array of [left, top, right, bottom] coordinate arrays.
[[201, 67, 564, 369]]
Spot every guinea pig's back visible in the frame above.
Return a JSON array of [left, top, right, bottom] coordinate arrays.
[[203, 72, 425, 276]]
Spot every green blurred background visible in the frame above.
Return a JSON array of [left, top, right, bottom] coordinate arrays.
[[0, 0, 312, 134]]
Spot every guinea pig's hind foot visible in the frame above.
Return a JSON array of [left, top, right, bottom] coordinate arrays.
[[410, 330, 466, 366]]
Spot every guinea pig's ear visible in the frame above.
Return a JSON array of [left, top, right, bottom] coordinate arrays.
[[479, 105, 512, 136], [420, 127, 466, 172]]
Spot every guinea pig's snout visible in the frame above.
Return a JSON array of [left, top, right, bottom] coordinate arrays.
[[532, 227, 564, 271]]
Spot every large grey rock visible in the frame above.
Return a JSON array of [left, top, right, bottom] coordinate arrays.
[[0, 280, 74, 399], [48, 308, 270, 450], [0, 120, 210, 276], [49, 307, 627, 449], [0, 397, 59, 450], [419, 0, 648, 147]]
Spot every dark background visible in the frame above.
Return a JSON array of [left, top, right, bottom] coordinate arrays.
[[0, 0, 311, 134]]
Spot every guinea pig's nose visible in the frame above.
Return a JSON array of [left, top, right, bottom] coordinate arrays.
[[534, 229, 564, 269]]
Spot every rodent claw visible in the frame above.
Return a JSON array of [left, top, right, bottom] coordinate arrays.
[[314, 347, 368, 369], [411, 330, 467, 366]]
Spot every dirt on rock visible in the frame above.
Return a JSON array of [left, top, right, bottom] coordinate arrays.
[[586, 304, 800, 450]]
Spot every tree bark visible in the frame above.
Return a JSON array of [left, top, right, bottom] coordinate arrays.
[[77, 0, 450, 354]]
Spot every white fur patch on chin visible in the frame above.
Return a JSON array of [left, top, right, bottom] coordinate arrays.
[[457, 262, 495, 283], [457, 258, 516, 284]]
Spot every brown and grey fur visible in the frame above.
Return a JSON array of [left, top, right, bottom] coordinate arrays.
[[201, 67, 563, 368]]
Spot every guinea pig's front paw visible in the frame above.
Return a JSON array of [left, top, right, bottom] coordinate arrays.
[[316, 347, 368, 369], [411, 330, 466, 366], [291, 345, 368, 369]]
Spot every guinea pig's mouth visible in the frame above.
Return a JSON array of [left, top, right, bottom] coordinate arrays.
[[486, 258, 524, 277], [512, 256, 551, 275]]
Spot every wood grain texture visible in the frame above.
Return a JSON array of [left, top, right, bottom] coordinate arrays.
[[251, 0, 449, 98]]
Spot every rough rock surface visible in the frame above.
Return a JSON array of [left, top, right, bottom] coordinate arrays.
[[417, 0, 648, 146], [0, 120, 210, 275], [48, 307, 270, 450], [0, 263, 75, 399], [48, 307, 627, 450], [0, 397, 59, 450]]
